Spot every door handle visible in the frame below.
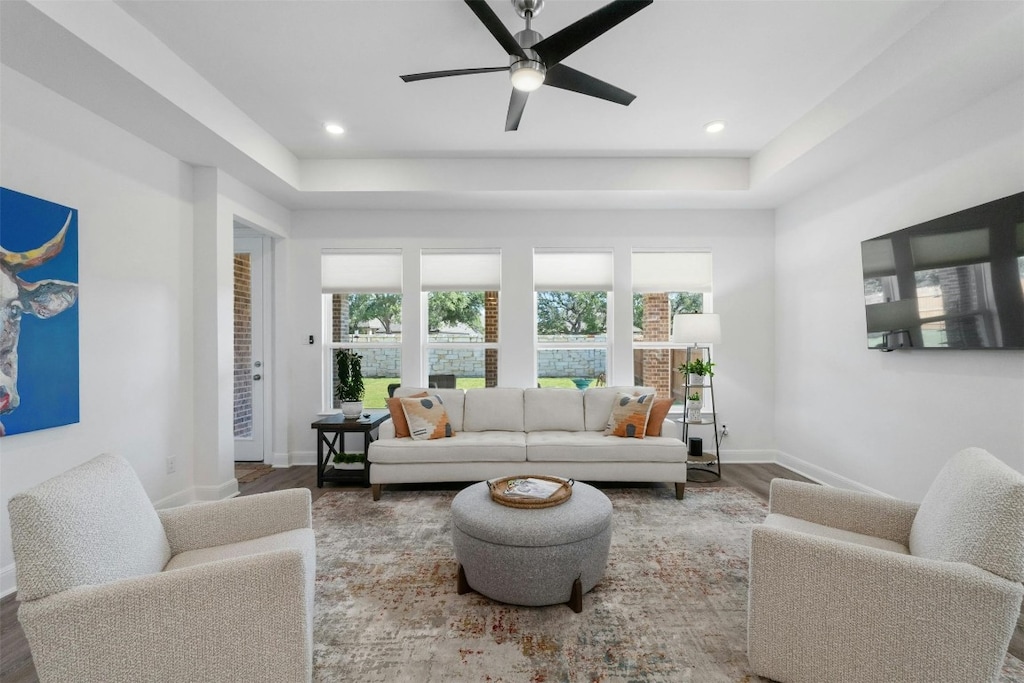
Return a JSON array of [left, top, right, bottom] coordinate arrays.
[[253, 374, 262, 381]]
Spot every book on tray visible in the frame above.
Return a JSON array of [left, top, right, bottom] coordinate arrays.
[[498, 477, 563, 499]]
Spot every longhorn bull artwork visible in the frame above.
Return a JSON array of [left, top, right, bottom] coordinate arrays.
[[0, 188, 79, 436]]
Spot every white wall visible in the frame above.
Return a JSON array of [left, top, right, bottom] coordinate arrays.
[[774, 80, 1024, 500], [0, 67, 291, 595], [285, 209, 776, 465], [0, 67, 195, 594]]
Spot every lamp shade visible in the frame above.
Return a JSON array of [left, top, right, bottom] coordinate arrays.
[[672, 313, 721, 344]]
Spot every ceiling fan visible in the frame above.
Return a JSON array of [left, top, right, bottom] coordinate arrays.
[[400, 0, 653, 131]]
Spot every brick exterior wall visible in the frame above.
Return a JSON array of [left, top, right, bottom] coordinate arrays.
[[484, 290, 498, 387], [233, 253, 253, 438], [332, 293, 350, 343], [640, 293, 672, 398]]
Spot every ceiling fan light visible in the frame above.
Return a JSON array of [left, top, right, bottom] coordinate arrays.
[[704, 120, 726, 134], [510, 61, 545, 92]]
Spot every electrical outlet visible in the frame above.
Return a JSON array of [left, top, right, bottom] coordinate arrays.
[[720, 423, 729, 437], [166, 455, 177, 475]]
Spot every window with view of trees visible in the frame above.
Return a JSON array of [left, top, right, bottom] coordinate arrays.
[[422, 249, 501, 389], [321, 250, 402, 410], [632, 251, 713, 404], [534, 250, 612, 389], [321, 248, 715, 411]]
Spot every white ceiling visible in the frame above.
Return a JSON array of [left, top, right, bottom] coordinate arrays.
[[2, 0, 1022, 210]]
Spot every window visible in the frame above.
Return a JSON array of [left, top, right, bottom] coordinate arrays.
[[421, 250, 501, 388], [534, 250, 613, 389], [631, 251, 713, 404], [321, 250, 402, 410]]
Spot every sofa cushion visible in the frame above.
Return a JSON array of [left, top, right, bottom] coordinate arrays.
[[909, 447, 1024, 582], [400, 395, 455, 440], [645, 397, 675, 436], [524, 388, 585, 432], [394, 387, 465, 431], [464, 388, 525, 432], [369, 431, 527, 464], [525, 431, 686, 463], [583, 386, 655, 431], [604, 392, 656, 438]]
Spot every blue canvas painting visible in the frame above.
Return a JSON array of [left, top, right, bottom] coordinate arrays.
[[0, 188, 80, 436]]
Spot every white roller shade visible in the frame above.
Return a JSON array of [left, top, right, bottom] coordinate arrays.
[[421, 250, 500, 291], [910, 229, 989, 269], [322, 250, 402, 293], [861, 239, 896, 278], [632, 251, 713, 292], [534, 250, 613, 291]]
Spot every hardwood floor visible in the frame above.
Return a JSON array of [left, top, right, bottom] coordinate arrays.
[[2, 464, 1020, 681]]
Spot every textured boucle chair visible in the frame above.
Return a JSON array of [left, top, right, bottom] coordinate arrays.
[[748, 447, 1024, 683], [452, 480, 612, 612], [8, 454, 316, 683]]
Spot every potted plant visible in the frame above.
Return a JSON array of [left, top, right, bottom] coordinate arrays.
[[686, 391, 703, 422], [335, 348, 365, 418], [332, 452, 366, 470], [679, 358, 715, 386]]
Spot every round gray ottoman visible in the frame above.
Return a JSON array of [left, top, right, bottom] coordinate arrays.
[[451, 480, 612, 613]]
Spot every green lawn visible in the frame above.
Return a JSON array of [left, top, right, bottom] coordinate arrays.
[[362, 376, 581, 408]]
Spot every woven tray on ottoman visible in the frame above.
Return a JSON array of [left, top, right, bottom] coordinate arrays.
[[451, 479, 612, 613]]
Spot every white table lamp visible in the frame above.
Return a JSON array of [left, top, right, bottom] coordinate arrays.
[[672, 313, 721, 346]]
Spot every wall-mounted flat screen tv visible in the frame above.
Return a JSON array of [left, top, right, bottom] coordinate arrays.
[[861, 192, 1024, 350]]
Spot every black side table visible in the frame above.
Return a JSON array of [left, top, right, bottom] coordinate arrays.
[[311, 410, 390, 488]]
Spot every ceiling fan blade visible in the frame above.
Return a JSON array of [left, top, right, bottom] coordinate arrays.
[[543, 64, 636, 105], [505, 88, 529, 131], [532, 0, 653, 67], [401, 66, 510, 83], [464, 0, 528, 59]]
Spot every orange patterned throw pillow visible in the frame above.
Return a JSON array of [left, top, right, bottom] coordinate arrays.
[[387, 392, 429, 438], [400, 394, 455, 440], [604, 392, 655, 439], [645, 396, 675, 436]]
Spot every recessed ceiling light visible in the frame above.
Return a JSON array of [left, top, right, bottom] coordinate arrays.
[[324, 122, 345, 135], [704, 120, 726, 134]]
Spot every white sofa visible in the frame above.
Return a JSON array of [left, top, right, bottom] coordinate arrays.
[[368, 386, 688, 500]]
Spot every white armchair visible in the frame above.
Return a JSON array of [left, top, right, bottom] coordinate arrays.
[[748, 447, 1024, 683], [8, 454, 316, 682]]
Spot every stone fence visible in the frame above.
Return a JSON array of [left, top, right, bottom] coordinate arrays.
[[347, 335, 606, 379]]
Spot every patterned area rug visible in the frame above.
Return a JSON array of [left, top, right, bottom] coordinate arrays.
[[312, 487, 1024, 682]]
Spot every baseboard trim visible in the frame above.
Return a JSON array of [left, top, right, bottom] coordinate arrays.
[[719, 449, 776, 464], [1, 563, 17, 598], [193, 478, 240, 501], [270, 450, 293, 468], [289, 450, 317, 467], [775, 450, 891, 496], [153, 487, 196, 509]]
